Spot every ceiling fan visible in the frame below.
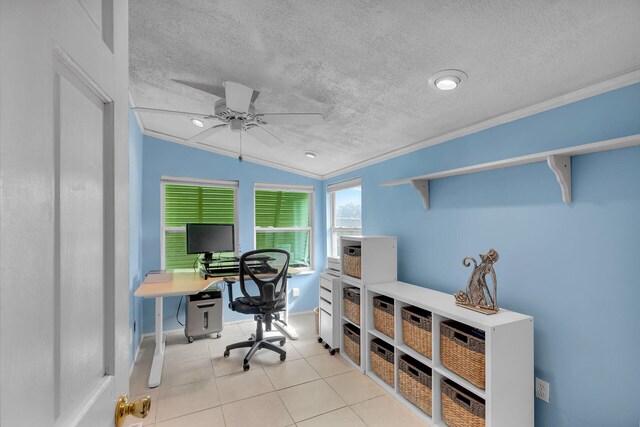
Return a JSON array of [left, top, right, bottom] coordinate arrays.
[[132, 81, 325, 149]]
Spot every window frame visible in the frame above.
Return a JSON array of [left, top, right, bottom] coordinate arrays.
[[160, 176, 239, 270], [253, 183, 315, 271], [328, 178, 362, 258]]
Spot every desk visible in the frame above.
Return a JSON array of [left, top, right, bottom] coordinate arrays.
[[135, 270, 299, 388]]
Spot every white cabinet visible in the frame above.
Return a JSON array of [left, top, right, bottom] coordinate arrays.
[[365, 282, 534, 427], [318, 272, 340, 353], [339, 236, 397, 372]]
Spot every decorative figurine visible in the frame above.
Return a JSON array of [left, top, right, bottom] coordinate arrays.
[[454, 248, 499, 314]]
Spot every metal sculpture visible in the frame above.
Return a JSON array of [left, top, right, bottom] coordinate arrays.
[[454, 248, 499, 314]]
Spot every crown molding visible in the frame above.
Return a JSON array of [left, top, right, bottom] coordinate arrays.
[[141, 128, 324, 180], [128, 92, 145, 134], [321, 68, 640, 180]]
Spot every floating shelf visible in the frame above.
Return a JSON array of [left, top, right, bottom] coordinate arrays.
[[381, 134, 640, 209]]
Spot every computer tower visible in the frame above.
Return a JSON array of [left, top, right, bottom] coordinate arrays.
[[185, 287, 223, 342]]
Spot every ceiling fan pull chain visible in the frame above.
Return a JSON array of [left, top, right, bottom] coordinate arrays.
[[238, 130, 243, 162]]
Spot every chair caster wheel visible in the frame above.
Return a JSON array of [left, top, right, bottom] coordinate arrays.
[[324, 343, 330, 349], [279, 339, 286, 346], [223, 350, 230, 358], [243, 363, 250, 371], [280, 354, 286, 362], [330, 349, 336, 356], [188, 337, 194, 343], [216, 333, 221, 339], [317, 337, 323, 343]]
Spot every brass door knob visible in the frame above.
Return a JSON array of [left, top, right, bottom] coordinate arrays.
[[114, 393, 151, 427]]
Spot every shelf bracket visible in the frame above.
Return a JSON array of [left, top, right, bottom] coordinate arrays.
[[547, 155, 571, 204], [411, 179, 430, 210]]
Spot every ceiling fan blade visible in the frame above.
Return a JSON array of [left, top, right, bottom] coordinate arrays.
[[132, 107, 212, 117], [183, 124, 228, 145], [173, 79, 259, 104], [245, 125, 284, 147], [224, 81, 254, 113], [172, 79, 226, 98], [259, 113, 324, 126]]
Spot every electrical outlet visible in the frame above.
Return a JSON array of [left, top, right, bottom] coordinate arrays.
[[292, 288, 300, 297], [535, 378, 550, 403]]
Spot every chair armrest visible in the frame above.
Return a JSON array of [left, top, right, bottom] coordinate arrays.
[[224, 277, 237, 306]]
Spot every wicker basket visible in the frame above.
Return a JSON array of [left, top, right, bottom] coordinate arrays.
[[399, 355, 432, 416], [370, 338, 394, 387], [401, 306, 432, 360], [343, 323, 361, 365], [343, 287, 361, 325], [373, 296, 395, 338], [441, 321, 486, 389], [343, 246, 362, 278], [442, 379, 485, 427]]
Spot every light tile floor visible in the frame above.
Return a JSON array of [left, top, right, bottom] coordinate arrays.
[[128, 313, 425, 426]]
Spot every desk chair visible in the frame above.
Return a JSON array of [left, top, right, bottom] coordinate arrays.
[[223, 249, 289, 371]]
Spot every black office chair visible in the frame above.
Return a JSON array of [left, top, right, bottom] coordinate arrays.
[[223, 249, 289, 371]]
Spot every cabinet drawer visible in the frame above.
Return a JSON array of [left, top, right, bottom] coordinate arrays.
[[320, 298, 332, 313], [320, 276, 333, 290], [320, 286, 332, 302], [320, 308, 333, 346]]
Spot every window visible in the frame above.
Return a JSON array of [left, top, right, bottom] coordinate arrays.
[[254, 184, 314, 270], [328, 178, 362, 257], [161, 178, 238, 270]]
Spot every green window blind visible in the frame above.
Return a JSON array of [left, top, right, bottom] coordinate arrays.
[[255, 190, 309, 228], [255, 190, 311, 267], [165, 184, 235, 226], [164, 183, 235, 270]]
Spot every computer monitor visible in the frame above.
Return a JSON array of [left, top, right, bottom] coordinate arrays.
[[186, 223, 235, 262]]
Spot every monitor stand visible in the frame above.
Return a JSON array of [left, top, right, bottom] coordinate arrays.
[[201, 252, 214, 265]]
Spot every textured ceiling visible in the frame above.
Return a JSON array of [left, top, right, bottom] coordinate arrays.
[[129, 0, 640, 178]]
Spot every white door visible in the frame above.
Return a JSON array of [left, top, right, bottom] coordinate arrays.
[[0, 1, 129, 426]]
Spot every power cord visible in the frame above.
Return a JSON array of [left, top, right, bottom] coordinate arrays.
[[176, 296, 184, 326]]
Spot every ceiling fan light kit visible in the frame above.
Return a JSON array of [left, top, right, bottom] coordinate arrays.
[[429, 69, 468, 91], [191, 118, 205, 127]]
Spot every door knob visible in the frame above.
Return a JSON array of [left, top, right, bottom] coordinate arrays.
[[114, 393, 151, 427]]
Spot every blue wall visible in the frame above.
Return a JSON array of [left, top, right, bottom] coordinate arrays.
[[140, 137, 325, 333], [128, 109, 144, 367], [328, 83, 640, 426]]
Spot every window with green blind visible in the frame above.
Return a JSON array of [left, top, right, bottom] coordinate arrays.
[[254, 187, 313, 269], [162, 180, 237, 270]]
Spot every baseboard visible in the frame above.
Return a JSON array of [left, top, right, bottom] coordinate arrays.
[[130, 336, 142, 376], [288, 310, 314, 317]]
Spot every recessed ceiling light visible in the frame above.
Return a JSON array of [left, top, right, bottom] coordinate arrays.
[[428, 69, 468, 92], [305, 151, 318, 159], [435, 76, 460, 91], [191, 118, 205, 127]]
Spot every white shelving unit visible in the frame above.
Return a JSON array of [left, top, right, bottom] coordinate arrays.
[[365, 281, 534, 427], [338, 236, 397, 373], [381, 133, 640, 209]]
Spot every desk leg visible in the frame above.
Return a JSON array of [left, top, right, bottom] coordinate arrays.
[[274, 287, 299, 340], [148, 296, 165, 388]]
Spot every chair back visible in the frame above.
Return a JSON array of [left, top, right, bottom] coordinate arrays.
[[238, 249, 290, 312]]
